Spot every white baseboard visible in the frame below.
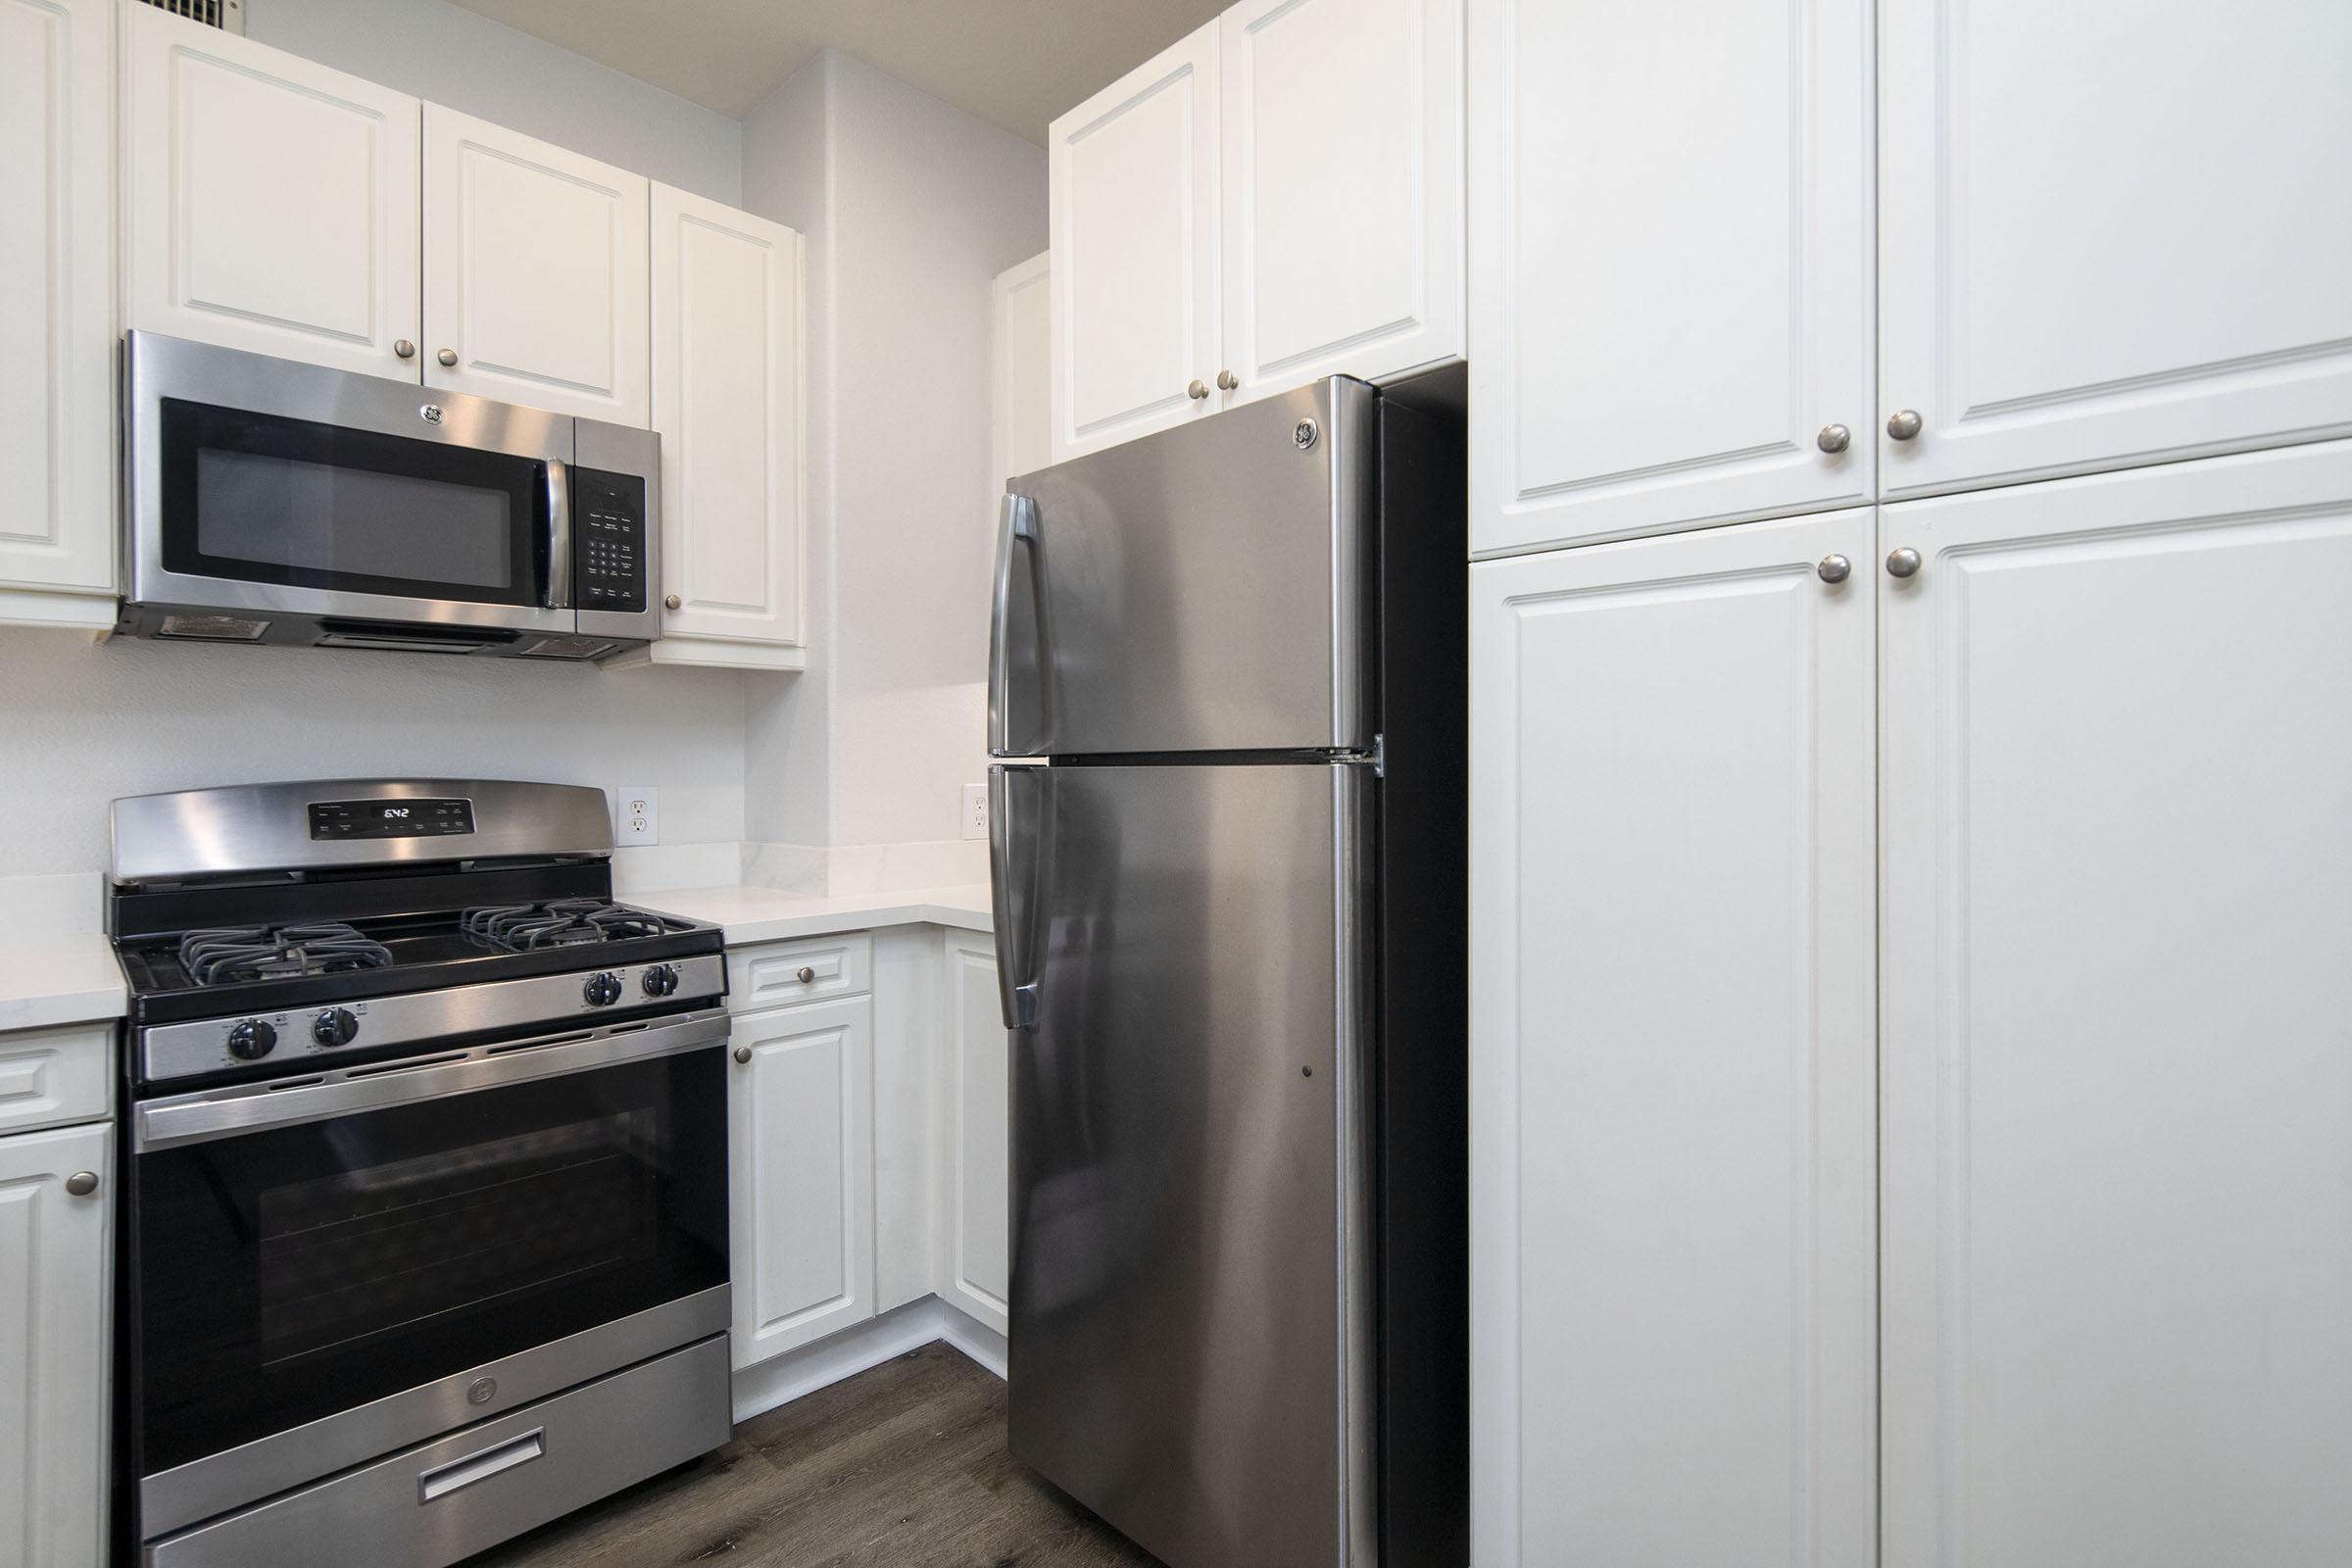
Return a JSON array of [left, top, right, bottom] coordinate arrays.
[[729, 1295, 1007, 1425]]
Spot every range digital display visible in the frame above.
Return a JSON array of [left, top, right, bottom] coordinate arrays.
[[308, 798, 475, 840]]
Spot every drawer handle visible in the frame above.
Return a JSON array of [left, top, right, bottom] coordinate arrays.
[[734, 1046, 753, 1065], [66, 1171, 99, 1197], [418, 1429, 544, 1503], [796, 965, 816, 984]]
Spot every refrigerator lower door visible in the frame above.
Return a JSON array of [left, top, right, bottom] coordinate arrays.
[[992, 760, 1375, 1568], [988, 377, 1378, 759]]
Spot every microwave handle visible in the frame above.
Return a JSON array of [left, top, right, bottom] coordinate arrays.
[[543, 459, 572, 611]]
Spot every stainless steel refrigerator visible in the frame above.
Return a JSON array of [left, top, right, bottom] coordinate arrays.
[[987, 376, 1467, 1568]]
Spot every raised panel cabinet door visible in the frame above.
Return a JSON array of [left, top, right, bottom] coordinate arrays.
[[0, 0, 113, 617], [1877, 0, 2352, 498], [651, 183, 805, 651], [941, 931, 1009, 1335], [1048, 21, 1220, 462], [727, 997, 874, 1366], [992, 250, 1053, 489], [121, 1, 421, 381], [1468, 0, 1874, 557], [1216, 0, 1462, 404], [423, 104, 650, 427], [1879, 441, 2352, 1568], [1469, 509, 1877, 1568], [0, 1122, 113, 1568]]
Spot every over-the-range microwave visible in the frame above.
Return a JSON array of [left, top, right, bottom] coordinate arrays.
[[121, 331, 660, 660]]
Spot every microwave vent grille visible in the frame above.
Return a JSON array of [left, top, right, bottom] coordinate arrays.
[[134, 0, 246, 32], [157, 612, 269, 642]]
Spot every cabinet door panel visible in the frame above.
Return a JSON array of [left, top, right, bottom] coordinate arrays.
[[728, 998, 873, 1366], [1878, 0, 2352, 496], [1469, 0, 1873, 555], [122, 2, 420, 381], [1880, 442, 2352, 1567], [1469, 509, 1877, 1567], [0, 0, 113, 607], [942, 932, 1008, 1335], [651, 184, 804, 649], [1218, 0, 1461, 403], [423, 105, 650, 426], [1049, 24, 1220, 461], [0, 1122, 112, 1568], [993, 251, 1053, 489]]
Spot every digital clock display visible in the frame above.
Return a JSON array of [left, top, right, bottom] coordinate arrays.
[[308, 798, 476, 840]]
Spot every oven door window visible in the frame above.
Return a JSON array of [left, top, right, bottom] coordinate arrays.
[[159, 397, 550, 606], [134, 1051, 726, 1476]]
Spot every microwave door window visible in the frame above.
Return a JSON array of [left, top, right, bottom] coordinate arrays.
[[161, 398, 547, 607]]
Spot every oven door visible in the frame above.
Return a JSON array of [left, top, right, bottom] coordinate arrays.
[[125, 330, 578, 643], [128, 1011, 730, 1539]]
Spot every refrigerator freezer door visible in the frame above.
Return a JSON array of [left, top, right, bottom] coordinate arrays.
[[989, 378, 1378, 759], [996, 760, 1375, 1568]]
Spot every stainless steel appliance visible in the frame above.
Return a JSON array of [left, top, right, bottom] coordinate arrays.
[[987, 377, 1468, 1567], [121, 332, 660, 660], [107, 779, 731, 1567]]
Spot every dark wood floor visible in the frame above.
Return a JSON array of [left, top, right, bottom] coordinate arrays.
[[463, 1342, 1163, 1568]]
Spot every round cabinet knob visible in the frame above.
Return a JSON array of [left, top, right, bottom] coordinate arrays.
[[1816, 422, 1851, 454], [663, 594, 682, 612], [312, 1007, 360, 1048], [1216, 369, 1240, 392], [66, 1172, 99, 1198], [393, 339, 416, 360], [641, 963, 679, 999], [1886, 546, 1923, 579], [796, 965, 816, 985], [582, 972, 623, 1007], [226, 1019, 277, 1060], [1187, 379, 1209, 401], [1886, 408, 1924, 442], [1817, 554, 1852, 584], [436, 348, 460, 368], [733, 1046, 753, 1065]]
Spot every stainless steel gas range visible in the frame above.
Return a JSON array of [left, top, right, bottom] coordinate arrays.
[[107, 779, 733, 1568]]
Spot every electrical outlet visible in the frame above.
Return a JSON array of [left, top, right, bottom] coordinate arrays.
[[619, 786, 660, 846], [960, 783, 989, 841]]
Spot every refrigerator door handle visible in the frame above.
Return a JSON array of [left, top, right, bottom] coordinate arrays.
[[988, 493, 1048, 757], [989, 764, 1044, 1030]]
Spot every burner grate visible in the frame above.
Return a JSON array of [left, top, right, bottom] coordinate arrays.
[[459, 899, 678, 954], [179, 923, 397, 986]]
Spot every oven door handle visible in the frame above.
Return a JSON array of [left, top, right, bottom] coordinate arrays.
[[134, 1009, 729, 1152]]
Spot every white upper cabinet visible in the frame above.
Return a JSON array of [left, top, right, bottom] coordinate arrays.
[[1468, 0, 1874, 556], [1469, 508, 1878, 1567], [122, 1, 421, 382], [992, 251, 1053, 487], [628, 183, 805, 669], [1217, 0, 1462, 405], [1050, 24, 1221, 461], [0, 1121, 113, 1568], [421, 104, 651, 427], [1877, 0, 2352, 497], [0, 0, 114, 622], [1878, 440, 2352, 1568]]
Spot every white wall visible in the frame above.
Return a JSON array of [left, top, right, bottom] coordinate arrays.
[[245, 0, 742, 204], [740, 51, 1046, 882]]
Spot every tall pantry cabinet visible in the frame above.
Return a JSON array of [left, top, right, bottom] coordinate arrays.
[[1469, 1, 2352, 1564]]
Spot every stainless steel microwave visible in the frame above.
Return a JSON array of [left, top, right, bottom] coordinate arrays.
[[122, 331, 660, 660]]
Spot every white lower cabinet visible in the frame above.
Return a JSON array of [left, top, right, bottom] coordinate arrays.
[[1879, 439, 2352, 1567], [1469, 507, 1879, 1567], [727, 994, 875, 1366], [939, 932, 1009, 1335], [0, 1120, 112, 1568]]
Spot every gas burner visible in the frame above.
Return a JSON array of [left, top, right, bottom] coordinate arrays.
[[178, 923, 396, 986], [460, 898, 679, 954]]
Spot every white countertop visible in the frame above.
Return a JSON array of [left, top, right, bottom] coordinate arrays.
[[636, 883, 994, 946], [0, 937, 128, 1031]]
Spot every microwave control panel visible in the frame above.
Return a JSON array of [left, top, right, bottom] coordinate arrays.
[[575, 468, 648, 613]]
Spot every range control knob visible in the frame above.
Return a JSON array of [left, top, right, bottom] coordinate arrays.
[[226, 1019, 277, 1060], [312, 1007, 360, 1048], [641, 963, 679, 999], [583, 972, 623, 1007]]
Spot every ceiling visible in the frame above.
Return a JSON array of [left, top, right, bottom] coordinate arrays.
[[443, 0, 1228, 145]]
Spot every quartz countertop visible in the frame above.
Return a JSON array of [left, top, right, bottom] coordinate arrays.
[[0, 937, 128, 1031], [636, 883, 994, 947]]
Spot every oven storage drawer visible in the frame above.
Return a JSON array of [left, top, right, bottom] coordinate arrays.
[[145, 1334, 730, 1568]]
